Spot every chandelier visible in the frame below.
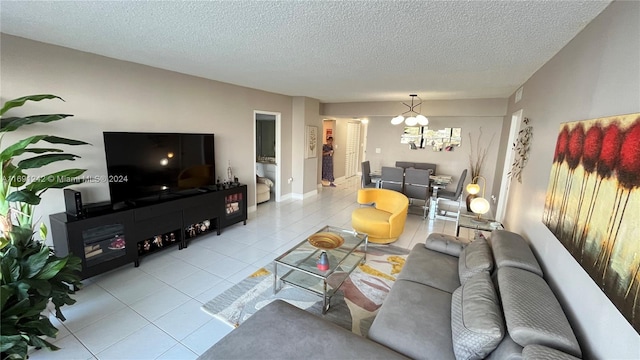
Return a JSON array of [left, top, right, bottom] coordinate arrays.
[[391, 94, 429, 126]]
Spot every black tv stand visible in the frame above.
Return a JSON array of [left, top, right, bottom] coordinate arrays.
[[50, 184, 248, 279]]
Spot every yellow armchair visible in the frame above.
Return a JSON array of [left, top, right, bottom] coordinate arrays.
[[351, 189, 409, 244]]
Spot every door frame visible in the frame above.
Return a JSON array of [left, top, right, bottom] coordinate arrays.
[[253, 110, 281, 203], [495, 109, 522, 223]]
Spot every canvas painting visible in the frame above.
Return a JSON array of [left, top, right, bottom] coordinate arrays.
[[543, 113, 640, 332], [305, 125, 318, 159]]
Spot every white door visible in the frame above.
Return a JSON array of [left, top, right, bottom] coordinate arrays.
[[345, 122, 361, 178], [495, 109, 522, 223]]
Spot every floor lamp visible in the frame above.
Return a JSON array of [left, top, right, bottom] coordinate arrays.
[[466, 176, 490, 223]]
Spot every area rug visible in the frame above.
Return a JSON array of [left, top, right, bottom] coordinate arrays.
[[201, 245, 409, 336]]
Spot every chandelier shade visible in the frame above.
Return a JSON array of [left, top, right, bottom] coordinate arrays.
[[391, 94, 429, 126]]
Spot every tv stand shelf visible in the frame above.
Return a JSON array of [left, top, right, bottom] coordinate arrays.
[[50, 185, 247, 279]]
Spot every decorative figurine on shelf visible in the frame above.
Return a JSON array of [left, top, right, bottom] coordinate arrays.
[[227, 160, 233, 183], [317, 251, 329, 271], [153, 235, 163, 248]]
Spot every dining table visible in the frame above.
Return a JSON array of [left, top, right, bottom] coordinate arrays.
[[428, 175, 453, 220]]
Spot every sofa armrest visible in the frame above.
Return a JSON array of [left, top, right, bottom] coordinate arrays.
[[257, 176, 273, 187], [199, 300, 408, 360], [425, 233, 467, 257]]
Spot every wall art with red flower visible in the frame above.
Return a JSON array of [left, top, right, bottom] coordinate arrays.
[[543, 113, 640, 332]]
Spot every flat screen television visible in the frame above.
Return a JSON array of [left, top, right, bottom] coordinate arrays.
[[103, 132, 215, 205]]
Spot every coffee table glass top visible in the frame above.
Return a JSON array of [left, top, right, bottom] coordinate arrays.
[[275, 225, 367, 277]]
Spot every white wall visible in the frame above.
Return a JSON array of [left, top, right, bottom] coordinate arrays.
[[501, 1, 640, 358], [0, 34, 294, 244]]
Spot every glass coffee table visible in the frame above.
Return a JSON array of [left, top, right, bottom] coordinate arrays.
[[273, 225, 368, 313], [456, 214, 504, 236]]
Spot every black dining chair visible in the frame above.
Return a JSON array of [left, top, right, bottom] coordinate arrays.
[[380, 166, 404, 193], [361, 161, 377, 188], [403, 168, 433, 218], [434, 169, 467, 224]]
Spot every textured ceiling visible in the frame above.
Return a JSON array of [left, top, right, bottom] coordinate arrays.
[[0, 1, 611, 103]]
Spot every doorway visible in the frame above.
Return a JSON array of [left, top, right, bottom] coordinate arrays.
[[345, 121, 361, 178], [495, 109, 522, 223], [254, 111, 281, 204]]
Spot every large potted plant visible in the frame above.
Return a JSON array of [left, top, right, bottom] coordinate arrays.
[[0, 95, 88, 359]]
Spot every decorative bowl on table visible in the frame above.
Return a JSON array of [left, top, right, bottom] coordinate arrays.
[[308, 232, 344, 250]]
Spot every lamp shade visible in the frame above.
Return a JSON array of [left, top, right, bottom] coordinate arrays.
[[391, 116, 405, 125], [466, 183, 480, 195], [470, 197, 490, 215], [416, 114, 429, 126], [405, 116, 418, 126]]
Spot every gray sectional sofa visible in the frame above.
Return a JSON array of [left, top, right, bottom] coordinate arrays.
[[199, 230, 582, 360]]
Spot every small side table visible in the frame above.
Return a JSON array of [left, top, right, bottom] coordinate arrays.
[[456, 214, 503, 236]]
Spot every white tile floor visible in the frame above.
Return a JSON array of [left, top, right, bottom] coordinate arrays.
[[30, 177, 474, 360]]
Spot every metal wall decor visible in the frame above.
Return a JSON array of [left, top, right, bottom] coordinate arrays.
[[509, 117, 533, 183]]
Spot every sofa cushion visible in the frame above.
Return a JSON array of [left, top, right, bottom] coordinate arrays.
[[199, 300, 408, 360], [368, 279, 455, 360], [522, 344, 581, 360], [397, 244, 461, 293], [490, 230, 543, 277], [451, 272, 505, 360], [458, 237, 493, 284], [425, 233, 467, 257], [497, 267, 581, 357], [486, 335, 524, 360]]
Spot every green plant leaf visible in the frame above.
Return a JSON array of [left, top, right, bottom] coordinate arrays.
[[39, 223, 47, 242], [42, 136, 89, 146], [22, 245, 50, 278], [0, 285, 15, 310], [22, 279, 52, 297], [6, 190, 40, 205], [28, 333, 59, 351], [0, 237, 8, 251], [1, 339, 28, 360], [17, 153, 80, 170], [35, 258, 67, 280], [23, 318, 58, 338], [25, 169, 86, 193], [0, 95, 63, 116], [3, 163, 27, 188], [0, 114, 73, 133], [0, 135, 88, 162], [0, 334, 26, 353], [21, 148, 65, 154], [1, 298, 30, 318], [0, 135, 48, 161]]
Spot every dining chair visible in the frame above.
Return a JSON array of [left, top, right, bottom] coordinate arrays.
[[380, 166, 404, 193], [434, 169, 467, 224], [394, 161, 414, 169], [414, 162, 437, 176], [361, 161, 377, 188], [403, 168, 433, 218]]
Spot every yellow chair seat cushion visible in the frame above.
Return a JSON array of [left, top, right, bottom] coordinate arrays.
[[352, 207, 391, 239]]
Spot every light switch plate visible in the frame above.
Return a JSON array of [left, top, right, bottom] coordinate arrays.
[[375, 148, 381, 154]]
